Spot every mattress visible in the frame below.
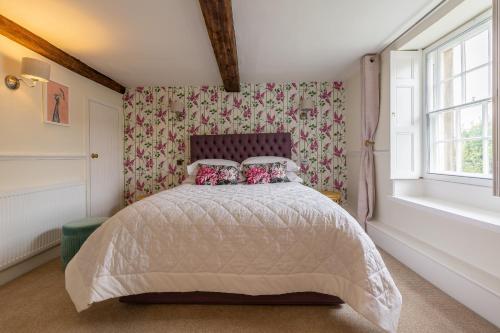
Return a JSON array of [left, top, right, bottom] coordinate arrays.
[[65, 182, 402, 332]]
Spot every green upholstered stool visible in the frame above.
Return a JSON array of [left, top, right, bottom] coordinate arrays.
[[61, 217, 107, 269]]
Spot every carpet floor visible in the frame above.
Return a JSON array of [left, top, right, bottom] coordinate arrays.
[[0, 250, 497, 333]]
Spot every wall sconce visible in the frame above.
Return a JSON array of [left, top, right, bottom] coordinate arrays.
[[299, 96, 314, 120], [169, 99, 184, 121], [4, 57, 51, 90]]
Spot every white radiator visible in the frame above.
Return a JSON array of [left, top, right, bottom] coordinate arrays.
[[0, 182, 86, 271]]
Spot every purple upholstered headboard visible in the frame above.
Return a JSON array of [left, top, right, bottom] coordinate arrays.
[[190, 133, 291, 163]]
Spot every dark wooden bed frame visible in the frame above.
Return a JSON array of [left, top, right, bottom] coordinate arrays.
[[120, 133, 344, 306], [120, 292, 343, 306]]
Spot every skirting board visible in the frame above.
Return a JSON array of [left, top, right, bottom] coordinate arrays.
[[367, 223, 500, 328], [0, 245, 60, 286]]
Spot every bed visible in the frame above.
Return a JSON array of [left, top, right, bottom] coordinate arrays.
[[65, 132, 402, 333]]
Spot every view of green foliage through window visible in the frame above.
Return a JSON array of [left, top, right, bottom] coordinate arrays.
[[462, 122, 491, 173]]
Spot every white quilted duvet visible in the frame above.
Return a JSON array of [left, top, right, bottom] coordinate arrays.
[[66, 183, 402, 332]]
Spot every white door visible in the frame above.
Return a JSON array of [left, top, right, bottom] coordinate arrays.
[[89, 100, 122, 217]]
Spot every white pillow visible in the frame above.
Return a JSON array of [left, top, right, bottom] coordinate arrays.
[[287, 172, 303, 183], [182, 175, 196, 184], [241, 156, 299, 172], [186, 159, 240, 176]]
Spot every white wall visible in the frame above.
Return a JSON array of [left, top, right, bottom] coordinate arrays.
[[345, 39, 500, 326], [344, 65, 361, 216], [0, 35, 123, 280], [346, 50, 500, 276], [0, 34, 122, 192]]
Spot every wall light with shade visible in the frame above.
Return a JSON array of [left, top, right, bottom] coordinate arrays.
[[299, 96, 314, 120], [169, 98, 185, 121], [4, 57, 51, 90]]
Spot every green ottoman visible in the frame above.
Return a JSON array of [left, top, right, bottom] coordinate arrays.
[[61, 217, 107, 269]]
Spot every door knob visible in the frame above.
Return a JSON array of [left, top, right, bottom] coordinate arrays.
[[91, 153, 99, 159]]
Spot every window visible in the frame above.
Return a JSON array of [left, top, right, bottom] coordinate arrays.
[[425, 17, 493, 179]]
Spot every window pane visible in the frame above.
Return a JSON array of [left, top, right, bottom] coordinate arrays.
[[427, 51, 436, 111], [429, 111, 456, 141], [431, 142, 457, 173], [425, 18, 493, 179], [439, 77, 462, 108], [440, 43, 462, 79], [459, 105, 482, 139], [462, 139, 483, 174], [465, 29, 490, 70], [465, 66, 490, 102]]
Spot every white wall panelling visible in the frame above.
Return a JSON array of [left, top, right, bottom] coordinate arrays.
[[0, 153, 86, 161], [369, 222, 500, 328], [0, 182, 86, 271]]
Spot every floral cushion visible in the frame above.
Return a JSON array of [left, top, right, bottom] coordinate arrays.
[[217, 165, 240, 185], [195, 164, 239, 185], [244, 162, 289, 184]]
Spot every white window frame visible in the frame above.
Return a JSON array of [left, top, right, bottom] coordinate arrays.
[[423, 11, 493, 187]]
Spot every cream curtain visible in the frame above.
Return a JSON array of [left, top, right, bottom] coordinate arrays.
[[493, 0, 500, 196], [357, 54, 381, 226]]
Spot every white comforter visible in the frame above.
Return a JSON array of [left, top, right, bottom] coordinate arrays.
[[66, 183, 402, 332]]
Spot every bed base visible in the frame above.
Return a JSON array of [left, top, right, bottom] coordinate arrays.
[[119, 292, 344, 306]]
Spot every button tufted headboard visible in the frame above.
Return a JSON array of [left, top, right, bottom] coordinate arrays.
[[190, 133, 291, 163]]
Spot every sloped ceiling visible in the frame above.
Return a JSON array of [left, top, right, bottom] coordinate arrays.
[[0, 0, 438, 87]]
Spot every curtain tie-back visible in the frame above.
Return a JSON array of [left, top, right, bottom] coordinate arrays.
[[364, 140, 375, 146]]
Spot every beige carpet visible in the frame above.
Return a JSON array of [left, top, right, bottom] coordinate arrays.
[[0, 251, 497, 333]]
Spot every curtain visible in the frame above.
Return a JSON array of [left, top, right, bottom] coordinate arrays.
[[493, 0, 500, 196], [357, 54, 381, 226]]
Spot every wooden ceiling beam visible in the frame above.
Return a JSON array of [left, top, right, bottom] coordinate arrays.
[[199, 0, 240, 92], [0, 15, 126, 94]]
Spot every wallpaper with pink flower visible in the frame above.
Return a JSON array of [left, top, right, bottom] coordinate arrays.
[[123, 82, 346, 204]]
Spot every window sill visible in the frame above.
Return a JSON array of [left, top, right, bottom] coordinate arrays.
[[424, 173, 492, 187], [389, 195, 500, 233]]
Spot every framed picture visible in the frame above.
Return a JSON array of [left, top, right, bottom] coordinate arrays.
[[43, 80, 69, 126]]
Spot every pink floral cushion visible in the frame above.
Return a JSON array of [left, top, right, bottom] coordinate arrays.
[[195, 164, 239, 185], [243, 162, 289, 184], [245, 165, 271, 184]]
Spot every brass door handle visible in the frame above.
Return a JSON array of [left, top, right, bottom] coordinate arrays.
[[91, 153, 99, 159]]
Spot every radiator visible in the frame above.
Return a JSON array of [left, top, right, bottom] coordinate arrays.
[[0, 182, 86, 271]]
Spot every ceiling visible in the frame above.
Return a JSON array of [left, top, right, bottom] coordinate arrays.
[[401, 0, 491, 50], [0, 0, 438, 87]]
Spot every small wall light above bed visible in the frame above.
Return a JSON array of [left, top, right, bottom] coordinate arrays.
[[4, 57, 50, 90], [299, 96, 314, 120], [169, 98, 185, 121]]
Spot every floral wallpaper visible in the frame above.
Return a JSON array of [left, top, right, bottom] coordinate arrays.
[[123, 81, 346, 205]]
